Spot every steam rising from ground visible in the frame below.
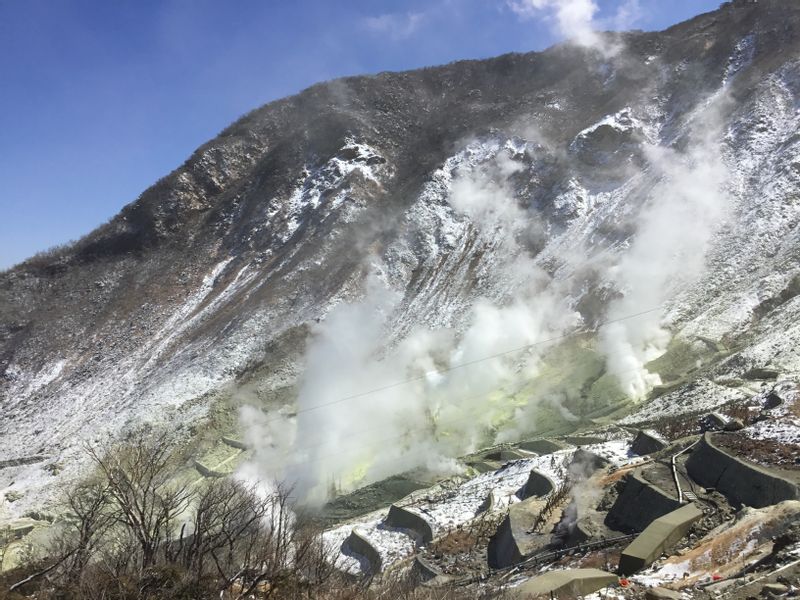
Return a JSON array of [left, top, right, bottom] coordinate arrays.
[[240, 151, 580, 504], [508, 0, 641, 55], [599, 96, 731, 398], [240, 92, 732, 505]]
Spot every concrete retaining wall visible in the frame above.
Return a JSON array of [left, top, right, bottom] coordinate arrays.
[[193, 460, 225, 478], [221, 436, 249, 450], [518, 438, 569, 455], [522, 469, 555, 499], [469, 460, 500, 473], [385, 504, 434, 544], [512, 568, 618, 598], [630, 430, 667, 456], [343, 529, 383, 575], [413, 555, 443, 583], [619, 503, 703, 575], [0, 455, 49, 469], [488, 497, 549, 568], [686, 433, 800, 508], [488, 512, 524, 568], [485, 448, 529, 461], [562, 436, 607, 446], [605, 473, 681, 533], [477, 490, 496, 514]]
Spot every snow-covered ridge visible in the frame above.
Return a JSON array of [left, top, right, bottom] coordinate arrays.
[[5, 22, 800, 528], [274, 138, 388, 243], [570, 107, 651, 148]]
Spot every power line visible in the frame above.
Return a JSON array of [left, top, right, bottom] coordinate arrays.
[[258, 305, 664, 428], [268, 324, 758, 471], [247, 324, 677, 474]]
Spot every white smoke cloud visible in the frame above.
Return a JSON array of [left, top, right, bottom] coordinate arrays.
[[508, 0, 600, 47], [598, 96, 731, 398], [240, 148, 579, 504], [507, 0, 641, 55], [362, 11, 426, 40], [240, 86, 733, 503]]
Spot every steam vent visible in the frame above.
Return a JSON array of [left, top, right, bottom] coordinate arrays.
[[3, 0, 800, 598]]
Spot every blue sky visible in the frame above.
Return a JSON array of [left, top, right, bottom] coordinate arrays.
[[0, 0, 722, 269]]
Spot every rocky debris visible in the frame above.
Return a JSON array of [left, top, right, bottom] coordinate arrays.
[[763, 392, 784, 410], [761, 582, 789, 596], [725, 418, 746, 431], [715, 431, 800, 470], [645, 587, 682, 600], [3, 8, 800, 600], [632, 501, 800, 589], [4, 490, 23, 503]]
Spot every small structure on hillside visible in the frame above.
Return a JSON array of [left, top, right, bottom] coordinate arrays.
[[488, 497, 549, 568], [605, 472, 681, 533], [511, 568, 618, 598], [630, 429, 667, 456], [342, 529, 382, 575], [384, 504, 434, 544], [517, 438, 571, 455], [618, 503, 703, 575]]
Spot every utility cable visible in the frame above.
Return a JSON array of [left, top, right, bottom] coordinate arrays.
[[257, 305, 665, 429]]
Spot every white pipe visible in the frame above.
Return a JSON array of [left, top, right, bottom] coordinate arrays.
[[671, 440, 699, 503]]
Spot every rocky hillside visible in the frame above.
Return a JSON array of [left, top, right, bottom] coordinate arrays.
[[2, 0, 800, 527]]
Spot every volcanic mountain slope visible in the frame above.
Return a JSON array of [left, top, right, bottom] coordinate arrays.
[[2, 0, 800, 518]]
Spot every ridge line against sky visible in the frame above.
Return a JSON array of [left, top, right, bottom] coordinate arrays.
[[0, 0, 721, 269]]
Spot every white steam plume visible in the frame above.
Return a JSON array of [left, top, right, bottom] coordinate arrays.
[[507, 0, 640, 54], [240, 148, 578, 504], [599, 96, 731, 399]]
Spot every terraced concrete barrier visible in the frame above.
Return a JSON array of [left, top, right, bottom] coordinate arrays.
[[0, 455, 49, 469], [517, 438, 570, 455], [630, 430, 667, 456], [385, 504, 434, 544], [342, 529, 382, 575], [221, 436, 249, 450], [605, 473, 681, 532], [511, 568, 618, 598], [522, 469, 555, 499], [469, 460, 500, 473], [194, 460, 228, 478], [488, 497, 548, 568], [562, 435, 607, 446], [413, 555, 446, 583], [484, 448, 529, 461], [686, 433, 800, 508], [618, 503, 703, 575], [193, 460, 226, 478], [477, 489, 496, 514]]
